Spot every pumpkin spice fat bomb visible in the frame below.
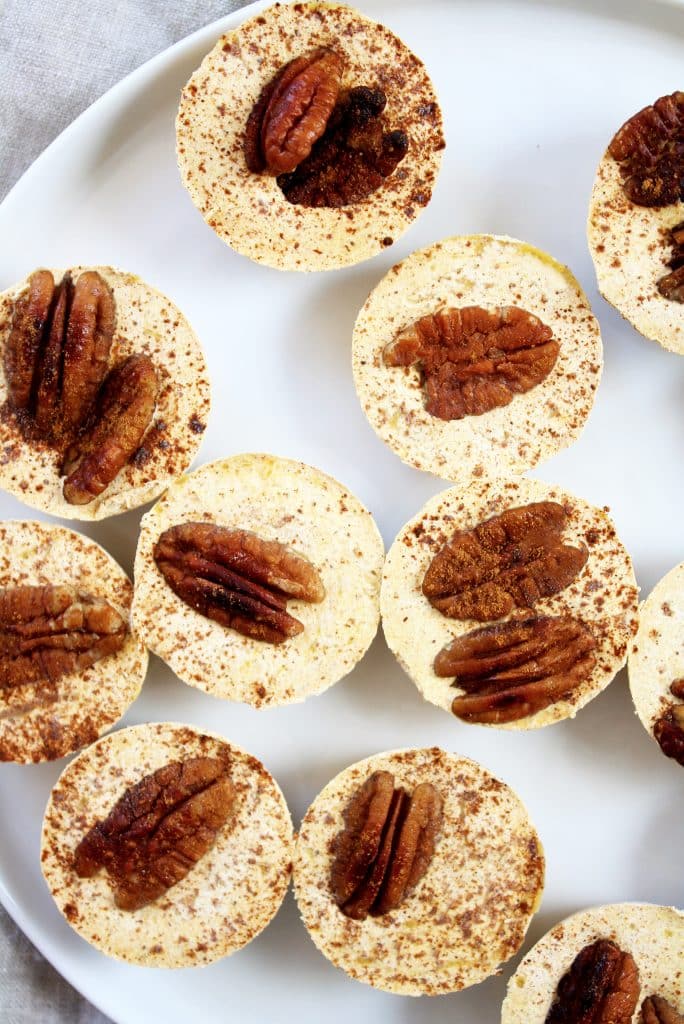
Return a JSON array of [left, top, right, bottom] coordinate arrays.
[[381, 475, 639, 729], [588, 92, 684, 353], [501, 903, 684, 1023], [352, 235, 602, 482], [41, 722, 294, 967], [293, 747, 545, 995], [0, 266, 210, 519], [0, 520, 147, 763], [131, 453, 384, 707], [176, 2, 444, 271]]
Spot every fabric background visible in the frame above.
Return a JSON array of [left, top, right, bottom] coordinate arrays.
[[0, 2, 248, 1020]]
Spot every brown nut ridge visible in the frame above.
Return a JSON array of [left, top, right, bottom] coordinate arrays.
[[277, 85, 409, 208], [74, 756, 236, 911], [62, 353, 159, 505], [608, 91, 684, 207], [330, 770, 443, 921], [422, 502, 588, 622], [544, 938, 640, 1024], [670, 677, 684, 699], [245, 48, 345, 175], [657, 222, 684, 304], [153, 522, 326, 644], [383, 305, 559, 421], [653, 704, 684, 767], [435, 614, 597, 725], [0, 584, 127, 692], [642, 995, 684, 1024]]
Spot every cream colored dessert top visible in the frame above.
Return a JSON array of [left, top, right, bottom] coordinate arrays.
[[381, 475, 639, 729], [0, 266, 210, 520], [132, 453, 384, 707], [176, 1, 444, 271], [0, 520, 147, 763], [502, 903, 684, 1022], [352, 234, 602, 482], [629, 562, 684, 739], [294, 747, 545, 996], [588, 152, 684, 353], [41, 722, 294, 968]]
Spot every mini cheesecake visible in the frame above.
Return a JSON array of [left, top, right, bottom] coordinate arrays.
[[588, 92, 684, 353], [41, 722, 294, 967], [0, 520, 147, 763], [352, 234, 602, 482], [381, 475, 638, 729], [131, 453, 384, 707], [629, 562, 684, 769], [293, 746, 545, 996], [0, 266, 210, 519], [501, 903, 684, 1023], [176, 2, 444, 271]]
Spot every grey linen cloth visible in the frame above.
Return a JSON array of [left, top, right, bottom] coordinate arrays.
[[0, 2, 248, 1021]]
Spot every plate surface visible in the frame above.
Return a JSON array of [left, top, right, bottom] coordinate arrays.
[[1, 1, 683, 1021]]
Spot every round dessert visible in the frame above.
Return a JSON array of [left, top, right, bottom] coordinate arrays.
[[0, 265, 210, 519], [501, 903, 684, 1023], [131, 453, 384, 707], [588, 91, 684, 353], [0, 519, 147, 763], [41, 722, 294, 967], [293, 746, 545, 996], [628, 562, 684, 770], [176, 1, 444, 271], [352, 234, 602, 482], [381, 475, 639, 729]]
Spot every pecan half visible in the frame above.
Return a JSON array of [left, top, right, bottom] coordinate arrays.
[[653, 704, 684, 767], [154, 523, 325, 644], [3, 269, 54, 411], [0, 584, 127, 692], [670, 678, 684, 699], [545, 939, 640, 1024], [435, 614, 597, 724], [330, 771, 443, 921], [422, 502, 588, 622], [383, 306, 559, 420], [642, 995, 684, 1024], [245, 48, 345, 175], [74, 757, 236, 910], [608, 91, 684, 207], [657, 222, 684, 304], [62, 353, 158, 505]]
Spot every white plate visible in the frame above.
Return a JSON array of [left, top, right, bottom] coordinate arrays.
[[1, 1, 684, 1021]]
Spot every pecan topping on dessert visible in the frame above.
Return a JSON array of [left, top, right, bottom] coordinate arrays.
[[642, 995, 684, 1024], [0, 584, 127, 691], [657, 222, 684, 304], [608, 91, 684, 207], [62, 354, 159, 505], [670, 678, 684, 699], [154, 523, 325, 644], [74, 757, 236, 911], [422, 502, 588, 622], [435, 614, 597, 724], [3, 269, 159, 505], [383, 306, 559, 420], [244, 51, 409, 207], [653, 703, 684, 767], [330, 770, 443, 921], [544, 939, 640, 1024]]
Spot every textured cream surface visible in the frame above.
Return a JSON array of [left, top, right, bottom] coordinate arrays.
[[41, 722, 294, 967], [588, 152, 684, 353], [293, 747, 545, 996], [628, 562, 684, 743], [501, 903, 684, 1022], [132, 453, 384, 707], [352, 234, 602, 482], [175, 1, 444, 271], [380, 476, 639, 730], [0, 520, 147, 763], [0, 266, 210, 519]]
